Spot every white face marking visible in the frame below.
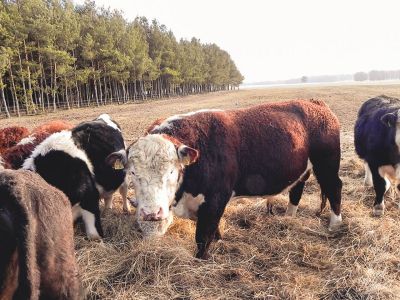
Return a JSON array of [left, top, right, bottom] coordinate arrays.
[[81, 209, 101, 240], [328, 211, 342, 231], [97, 114, 120, 132], [364, 162, 373, 187], [173, 193, 205, 220], [128, 134, 183, 223], [285, 203, 298, 217], [17, 135, 36, 146], [152, 109, 223, 131], [22, 130, 94, 173]]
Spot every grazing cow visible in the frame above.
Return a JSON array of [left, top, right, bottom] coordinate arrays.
[[355, 95, 400, 216], [0, 169, 81, 299], [0, 126, 29, 154], [124, 100, 342, 259], [1, 120, 73, 170], [23, 114, 128, 240]]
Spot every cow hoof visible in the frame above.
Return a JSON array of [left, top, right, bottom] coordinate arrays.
[[285, 203, 298, 217], [195, 251, 210, 260], [328, 212, 342, 231], [86, 233, 102, 241], [372, 204, 385, 217]]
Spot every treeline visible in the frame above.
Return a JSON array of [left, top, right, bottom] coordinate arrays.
[[354, 70, 400, 81], [0, 0, 243, 118]]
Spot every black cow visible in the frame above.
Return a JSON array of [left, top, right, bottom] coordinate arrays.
[[23, 114, 127, 239], [355, 95, 400, 216]]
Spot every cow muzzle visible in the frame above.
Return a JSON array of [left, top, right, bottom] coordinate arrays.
[[140, 207, 165, 221]]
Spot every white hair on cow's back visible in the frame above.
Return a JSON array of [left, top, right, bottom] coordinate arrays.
[[23, 130, 94, 173], [152, 109, 224, 131], [17, 135, 36, 146], [97, 114, 120, 132]]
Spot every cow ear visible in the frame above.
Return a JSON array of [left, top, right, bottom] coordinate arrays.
[[106, 150, 127, 170], [177, 145, 199, 166], [381, 113, 397, 127]]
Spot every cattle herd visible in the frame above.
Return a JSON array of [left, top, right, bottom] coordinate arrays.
[[0, 95, 398, 299]]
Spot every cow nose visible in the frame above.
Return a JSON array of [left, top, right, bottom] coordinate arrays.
[[140, 207, 163, 221]]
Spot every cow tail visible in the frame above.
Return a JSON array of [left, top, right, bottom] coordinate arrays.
[[0, 193, 34, 299]]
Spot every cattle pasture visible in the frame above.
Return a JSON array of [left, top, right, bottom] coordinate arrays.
[[2, 84, 400, 299]]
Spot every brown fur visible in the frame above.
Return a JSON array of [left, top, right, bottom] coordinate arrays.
[[0, 170, 82, 299], [0, 127, 29, 154], [1, 121, 73, 170]]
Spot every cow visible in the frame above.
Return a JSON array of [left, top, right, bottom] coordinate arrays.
[[1, 120, 73, 170], [23, 114, 128, 240], [354, 95, 400, 216], [0, 126, 29, 154], [0, 169, 82, 299], [123, 100, 343, 259]]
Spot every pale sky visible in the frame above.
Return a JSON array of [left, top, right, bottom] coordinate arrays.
[[77, 0, 400, 83]]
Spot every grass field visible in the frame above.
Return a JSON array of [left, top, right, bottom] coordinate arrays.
[[2, 84, 400, 299]]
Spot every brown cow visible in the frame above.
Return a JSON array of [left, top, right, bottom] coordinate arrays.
[[0, 169, 82, 299], [123, 100, 343, 259], [0, 120, 73, 170]]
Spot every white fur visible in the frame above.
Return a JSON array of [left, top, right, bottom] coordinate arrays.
[[22, 130, 94, 174], [128, 134, 183, 223], [81, 209, 101, 240], [173, 193, 205, 220], [328, 211, 342, 231], [364, 162, 373, 187], [285, 203, 298, 217], [17, 135, 36, 146], [97, 114, 120, 131], [72, 203, 82, 221], [152, 109, 223, 131]]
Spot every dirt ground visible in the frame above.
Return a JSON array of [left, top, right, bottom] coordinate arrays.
[[2, 84, 400, 299]]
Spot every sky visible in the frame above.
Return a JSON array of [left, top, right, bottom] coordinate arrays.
[[76, 0, 400, 83]]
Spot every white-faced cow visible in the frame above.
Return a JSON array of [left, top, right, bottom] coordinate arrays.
[[23, 114, 128, 240], [124, 100, 342, 259], [0, 169, 81, 299], [355, 95, 400, 216]]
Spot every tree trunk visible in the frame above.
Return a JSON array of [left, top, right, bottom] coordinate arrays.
[[0, 78, 10, 118], [9, 61, 20, 117]]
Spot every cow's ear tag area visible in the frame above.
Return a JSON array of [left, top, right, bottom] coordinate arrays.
[[113, 159, 124, 170], [178, 145, 199, 166]]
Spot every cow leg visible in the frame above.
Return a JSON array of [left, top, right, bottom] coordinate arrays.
[[311, 159, 342, 230], [81, 195, 103, 240], [286, 170, 311, 217], [364, 162, 373, 187], [104, 194, 113, 210], [195, 193, 229, 259], [370, 164, 387, 217], [119, 181, 130, 212]]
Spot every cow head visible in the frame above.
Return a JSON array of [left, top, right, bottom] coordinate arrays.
[[127, 134, 199, 235], [381, 111, 400, 127]]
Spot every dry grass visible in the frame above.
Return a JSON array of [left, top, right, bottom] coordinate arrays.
[[2, 84, 400, 299]]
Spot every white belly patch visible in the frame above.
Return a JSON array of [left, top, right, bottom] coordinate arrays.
[[173, 193, 205, 220]]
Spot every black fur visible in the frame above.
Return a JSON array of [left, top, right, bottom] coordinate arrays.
[[354, 95, 400, 209]]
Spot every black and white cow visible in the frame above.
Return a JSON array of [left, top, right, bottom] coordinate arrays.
[[355, 95, 400, 216], [23, 114, 128, 239], [124, 100, 342, 259]]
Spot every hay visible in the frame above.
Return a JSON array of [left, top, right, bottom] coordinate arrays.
[[74, 161, 400, 299]]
